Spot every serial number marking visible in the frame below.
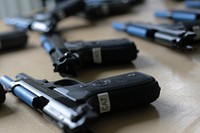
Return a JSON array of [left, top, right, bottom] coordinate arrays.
[[97, 92, 110, 113], [193, 26, 200, 40], [92, 48, 102, 64]]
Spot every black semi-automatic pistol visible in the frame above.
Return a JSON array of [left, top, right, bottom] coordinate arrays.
[[41, 34, 138, 76], [113, 21, 196, 51], [0, 72, 161, 133], [4, 0, 85, 33], [0, 30, 28, 51]]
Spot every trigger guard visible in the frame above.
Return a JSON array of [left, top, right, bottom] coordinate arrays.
[[53, 78, 82, 86]]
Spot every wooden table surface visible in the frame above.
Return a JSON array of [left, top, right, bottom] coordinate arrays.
[[1, 0, 200, 133]]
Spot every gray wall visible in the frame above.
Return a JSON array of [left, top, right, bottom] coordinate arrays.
[[0, 0, 43, 18]]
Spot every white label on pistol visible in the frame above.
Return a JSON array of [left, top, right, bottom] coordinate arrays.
[[97, 92, 111, 113], [92, 48, 102, 64], [193, 26, 200, 40]]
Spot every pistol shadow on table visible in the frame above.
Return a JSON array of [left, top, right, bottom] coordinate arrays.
[[57, 21, 96, 34], [0, 43, 38, 55], [187, 44, 200, 63], [76, 63, 134, 81], [75, 56, 155, 81], [89, 105, 159, 133], [0, 104, 15, 118]]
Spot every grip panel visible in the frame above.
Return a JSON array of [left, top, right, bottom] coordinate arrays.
[[0, 30, 28, 51], [67, 38, 139, 65], [64, 72, 161, 113]]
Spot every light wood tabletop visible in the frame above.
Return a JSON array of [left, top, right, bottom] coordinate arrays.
[[1, 0, 200, 133]]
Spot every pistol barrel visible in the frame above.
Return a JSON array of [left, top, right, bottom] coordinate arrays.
[[154, 9, 200, 21]]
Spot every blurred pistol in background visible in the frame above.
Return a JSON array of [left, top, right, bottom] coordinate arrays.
[[83, 0, 135, 19], [113, 21, 196, 51], [4, 0, 85, 33], [40, 34, 139, 76], [0, 30, 28, 52], [4, 0, 143, 32]]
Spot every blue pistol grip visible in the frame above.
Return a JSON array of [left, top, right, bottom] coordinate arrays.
[[40, 35, 54, 54], [126, 26, 147, 38], [185, 1, 200, 8], [113, 22, 147, 38], [154, 10, 171, 18], [112, 22, 126, 31], [4, 18, 31, 30], [155, 10, 197, 21], [172, 11, 197, 21]]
